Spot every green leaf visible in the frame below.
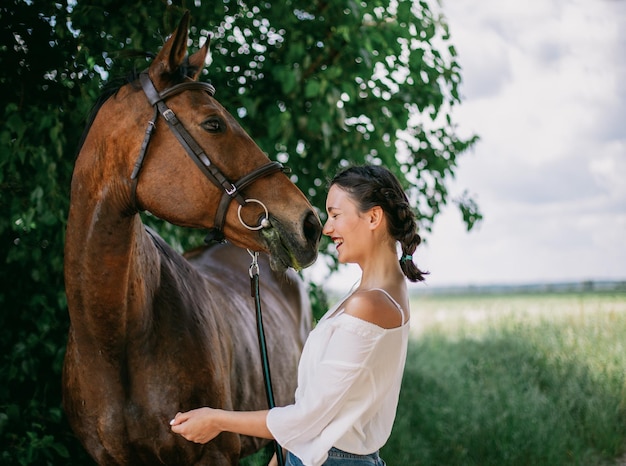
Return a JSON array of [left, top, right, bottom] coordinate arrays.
[[304, 79, 321, 98]]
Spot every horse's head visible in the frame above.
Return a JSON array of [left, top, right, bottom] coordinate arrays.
[[107, 12, 321, 270]]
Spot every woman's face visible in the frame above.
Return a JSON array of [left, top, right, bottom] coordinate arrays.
[[323, 185, 370, 264]]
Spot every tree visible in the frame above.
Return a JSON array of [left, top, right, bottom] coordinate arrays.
[[0, 0, 479, 463]]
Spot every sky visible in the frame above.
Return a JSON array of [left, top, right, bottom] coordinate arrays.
[[306, 0, 626, 290]]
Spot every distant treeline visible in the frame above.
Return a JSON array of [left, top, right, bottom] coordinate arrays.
[[413, 280, 626, 296]]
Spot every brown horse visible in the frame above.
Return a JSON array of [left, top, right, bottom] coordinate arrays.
[[63, 12, 321, 465]]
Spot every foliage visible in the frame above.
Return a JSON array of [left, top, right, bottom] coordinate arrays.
[[1, 0, 477, 463]]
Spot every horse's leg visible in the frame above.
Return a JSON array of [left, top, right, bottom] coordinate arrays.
[[63, 333, 136, 465]]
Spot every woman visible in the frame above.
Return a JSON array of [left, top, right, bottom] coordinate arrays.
[[170, 165, 427, 465]]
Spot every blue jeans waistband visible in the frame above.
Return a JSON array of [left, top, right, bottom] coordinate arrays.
[[327, 447, 380, 460], [285, 447, 385, 465]]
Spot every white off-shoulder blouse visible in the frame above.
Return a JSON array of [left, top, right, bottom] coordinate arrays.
[[266, 289, 410, 466]]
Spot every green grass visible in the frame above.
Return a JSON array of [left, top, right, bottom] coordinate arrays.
[[381, 291, 626, 465]]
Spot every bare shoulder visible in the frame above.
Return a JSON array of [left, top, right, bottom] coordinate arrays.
[[343, 290, 405, 329]]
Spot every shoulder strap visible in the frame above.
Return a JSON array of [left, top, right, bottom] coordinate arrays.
[[367, 288, 406, 325]]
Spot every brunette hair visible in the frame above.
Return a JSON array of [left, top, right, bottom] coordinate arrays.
[[329, 165, 427, 282]]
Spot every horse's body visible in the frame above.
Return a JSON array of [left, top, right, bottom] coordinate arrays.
[[63, 13, 321, 465]]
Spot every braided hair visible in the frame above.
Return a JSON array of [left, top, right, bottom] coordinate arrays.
[[329, 165, 427, 282]]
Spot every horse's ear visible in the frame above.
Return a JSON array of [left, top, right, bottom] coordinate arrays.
[[188, 36, 210, 81], [149, 11, 191, 80]]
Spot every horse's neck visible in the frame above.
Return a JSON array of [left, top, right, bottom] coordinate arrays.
[[65, 192, 159, 349]]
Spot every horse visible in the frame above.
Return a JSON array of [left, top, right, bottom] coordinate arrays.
[[62, 11, 322, 465]]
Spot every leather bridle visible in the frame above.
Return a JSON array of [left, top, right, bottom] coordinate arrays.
[[130, 72, 284, 242]]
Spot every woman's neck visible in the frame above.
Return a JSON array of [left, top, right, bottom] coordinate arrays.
[[358, 251, 405, 291]]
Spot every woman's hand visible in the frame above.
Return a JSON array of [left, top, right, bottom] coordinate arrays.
[[170, 408, 222, 444], [170, 407, 273, 443]]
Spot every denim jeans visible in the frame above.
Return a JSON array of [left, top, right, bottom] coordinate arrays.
[[286, 447, 386, 465]]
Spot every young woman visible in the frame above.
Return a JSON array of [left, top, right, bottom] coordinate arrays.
[[170, 165, 427, 465]]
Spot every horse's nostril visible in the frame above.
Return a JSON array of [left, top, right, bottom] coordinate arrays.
[[303, 211, 322, 247]]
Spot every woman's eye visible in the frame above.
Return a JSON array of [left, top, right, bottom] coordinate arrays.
[[201, 117, 224, 133]]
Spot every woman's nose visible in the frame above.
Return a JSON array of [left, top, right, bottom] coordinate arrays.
[[322, 219, 332, 236]]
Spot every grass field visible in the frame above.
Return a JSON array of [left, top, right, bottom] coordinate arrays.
[[244, 290, 626, 465], [381, 290, 626, 465]]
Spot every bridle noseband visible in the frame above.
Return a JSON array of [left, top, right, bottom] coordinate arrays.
[[130, 72, 285, 242]]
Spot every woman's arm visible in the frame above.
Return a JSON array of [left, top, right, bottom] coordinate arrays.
[[170, 408, 273, 443]]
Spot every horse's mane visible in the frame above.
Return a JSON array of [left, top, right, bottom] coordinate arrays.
[[74, 53, 150, 158], [74, 50, 204, 158]]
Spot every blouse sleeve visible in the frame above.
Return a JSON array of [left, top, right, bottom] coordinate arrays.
[[266, 315, 383, 466]]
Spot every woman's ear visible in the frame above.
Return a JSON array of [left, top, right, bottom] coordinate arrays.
[[368, 206, 384, 230]]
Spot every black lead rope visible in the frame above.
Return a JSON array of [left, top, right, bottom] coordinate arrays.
[[249, 252, 286, 466]]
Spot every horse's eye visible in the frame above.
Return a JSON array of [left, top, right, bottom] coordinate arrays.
[[201, 117, 224, 133]]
